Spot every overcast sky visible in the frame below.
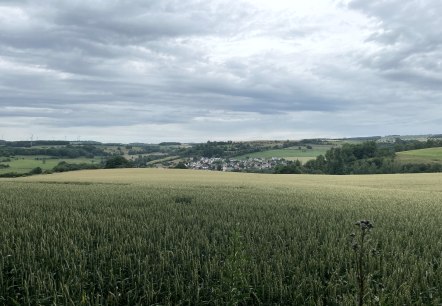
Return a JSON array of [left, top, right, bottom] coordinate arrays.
[[1, 0, 441, 142]]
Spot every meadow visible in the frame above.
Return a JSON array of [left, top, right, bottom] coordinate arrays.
[[0, 156, 101, 174], [235, 145, 333, 162], [396, 147, 442, 164], [1, 169, 442, 305]]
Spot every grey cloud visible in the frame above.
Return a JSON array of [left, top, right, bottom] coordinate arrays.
[[348, 0, 442, 91], [0, 0, 441, 141], [382, 70, 442, 90]]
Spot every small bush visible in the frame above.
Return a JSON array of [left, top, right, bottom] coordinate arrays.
[[174, 162, 188, 169], [0, 172, 29, 178], [53, 161, 101, 172], [174, 196, 192, 204], [104, 156, 132, 169], [29, 167, 43, 175]]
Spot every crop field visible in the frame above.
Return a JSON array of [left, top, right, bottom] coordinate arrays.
[[0, 156, 101, 174], [396, 147, 442, 164], [235, 145, 333, 162], [1, 169, 442, 305]]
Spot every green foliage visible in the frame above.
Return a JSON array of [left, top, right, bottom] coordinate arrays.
[[181, 141, 269, 158], [273, 160, 302, 174], [159, 142, 181, 146], [0, 144, 109, 159], [303, 141, 442, 174], [53, 161, 101, 172], [29, 167, 42, 175], [325, 147, 345, 174], [0, 172, 28, 178], [174, 161, 188, 169], [104, 156, 132, 169], [127, 145, 161, 155]]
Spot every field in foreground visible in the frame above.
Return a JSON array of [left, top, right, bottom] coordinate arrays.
[[1, 169, 442, 305]]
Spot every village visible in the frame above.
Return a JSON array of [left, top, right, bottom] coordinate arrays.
[[186, 157, 289, 172]]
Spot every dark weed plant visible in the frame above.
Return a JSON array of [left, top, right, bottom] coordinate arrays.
[[174, 195, 193, 204], [350, 220, 374, 306]]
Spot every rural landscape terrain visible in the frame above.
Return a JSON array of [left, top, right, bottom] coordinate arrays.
[[1, 134, 442, 177], [1, 0, 442, 304], [1, 135, 442, 304]]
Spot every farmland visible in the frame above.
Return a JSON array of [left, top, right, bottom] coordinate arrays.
[[1, 169, 442, 304], [235, 144, 333, 163], [396, 147, 442, 164], [0, 156, 102, 174]]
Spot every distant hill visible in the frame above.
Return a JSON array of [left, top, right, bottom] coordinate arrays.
[[159, 142, 181, 146], [378, 134, 438, 143]]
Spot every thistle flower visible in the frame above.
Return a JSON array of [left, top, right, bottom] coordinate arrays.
[[350, 219, 375, 306], [355, 220, 373, 231]]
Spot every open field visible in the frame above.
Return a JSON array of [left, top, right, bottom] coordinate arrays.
[[235, 145, 333, 162], [146, 155, 181, 166], [0, 156, 101, 174], [1, 169, 442, 304], [396, 147, 442, 164]]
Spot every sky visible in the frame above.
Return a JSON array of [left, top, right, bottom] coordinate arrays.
[[0, 0, 441, 143]]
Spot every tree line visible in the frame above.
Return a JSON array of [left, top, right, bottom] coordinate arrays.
[[274, 140, 442, 175], [0, 145, 109, 159]]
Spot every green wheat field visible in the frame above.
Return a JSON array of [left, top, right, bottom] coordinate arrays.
[[1, 169, 442, 305]]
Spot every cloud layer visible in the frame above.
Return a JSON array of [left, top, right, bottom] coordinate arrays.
[[0, 0, 441, 142]]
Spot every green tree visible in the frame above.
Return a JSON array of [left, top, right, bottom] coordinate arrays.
[[325, 148, 344, 174], [174, 162, 188, 169], [104, 156, 132, 169], [29, 167, 42, 175]]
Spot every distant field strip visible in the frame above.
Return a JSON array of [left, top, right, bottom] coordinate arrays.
[[1, 169, 442, 304], [235, 145, 332, 162], [0, 157, 101, 174], [396, 147, 442, 164]]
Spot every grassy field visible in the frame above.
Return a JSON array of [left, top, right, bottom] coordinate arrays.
[[396, 147, 442, 164], [0, 156, 101, 174], [146, 155, 181, 166], [235, 145, 333, 162], [1, 169, 442, 304]]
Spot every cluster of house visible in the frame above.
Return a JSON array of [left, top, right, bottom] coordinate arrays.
[[186, 157, 288, 171]]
